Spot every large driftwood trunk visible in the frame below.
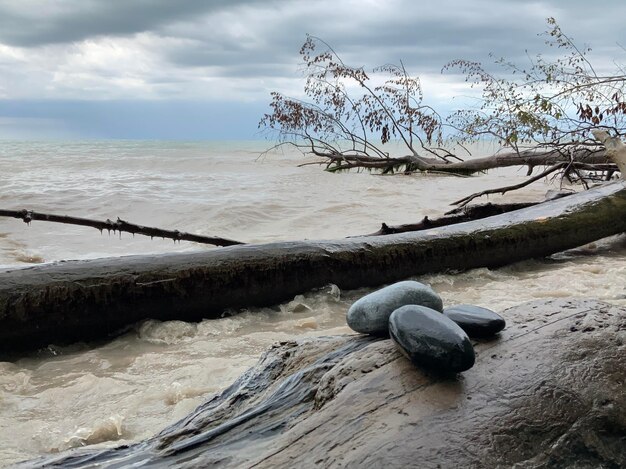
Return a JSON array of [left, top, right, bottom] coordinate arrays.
[[17, 299, 626, 468], [420, 147, 609, 172], [2, 180, 626, 353], [327, 147, 612, 173]]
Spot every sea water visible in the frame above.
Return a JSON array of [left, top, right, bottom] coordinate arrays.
[[1, 140, 625, 465]]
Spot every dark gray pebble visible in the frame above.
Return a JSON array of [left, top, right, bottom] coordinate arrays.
[[389, 305, 475, 373], [347, 281, 443, 335], [443, 304, 506, 338]]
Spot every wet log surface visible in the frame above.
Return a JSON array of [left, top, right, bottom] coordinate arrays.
[[2, 181, 626, 354], [17, 299, 626, 468]]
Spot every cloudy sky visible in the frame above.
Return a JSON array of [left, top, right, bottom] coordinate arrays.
[[0, 0, 624, 140]]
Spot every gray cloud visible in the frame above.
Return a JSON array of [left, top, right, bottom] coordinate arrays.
[[1, 0, 625, 139], [0, 0, 272, 47], [2, 0, 625, 78], [157, 0, 626, 79]]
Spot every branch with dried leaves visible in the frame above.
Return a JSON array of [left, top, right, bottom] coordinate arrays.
[[0, 209, 244, 247], [259, 34, 448, 171], [260, 19, 626, 196]]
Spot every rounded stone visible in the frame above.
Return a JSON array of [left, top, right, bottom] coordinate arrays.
[[443, 304, 506, 338], [389, 305, 475, 373], [346, 281, 443, 335]]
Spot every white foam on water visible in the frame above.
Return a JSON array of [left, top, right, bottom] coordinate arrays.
[[1, 140, 625, 466], [57, 414, 125, 451]]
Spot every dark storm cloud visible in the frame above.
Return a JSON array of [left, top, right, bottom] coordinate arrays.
[[0, 0, 273, 47], [1, 0, 625, 79], [157, 0, 626, 79]]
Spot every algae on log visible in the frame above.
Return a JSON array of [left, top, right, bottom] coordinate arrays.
[[2, 181, 626, 353], [17, 299, 626, 468]]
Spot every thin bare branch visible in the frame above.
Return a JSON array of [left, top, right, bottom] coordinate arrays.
[[0, 209, 243, 247], [450, 163, 569, 207]]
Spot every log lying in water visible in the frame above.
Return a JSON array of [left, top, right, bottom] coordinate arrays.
[[2, 180, 626, 354], [365, 201, 538, 235], [17, 299, 626, 468]]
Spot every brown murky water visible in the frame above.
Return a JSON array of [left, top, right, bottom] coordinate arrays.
[[1, 140, 624, 465]]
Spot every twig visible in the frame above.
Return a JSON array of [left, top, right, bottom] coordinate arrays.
[[0, 209, 244, 247], [296, 161, 327, 167], [450, 163, 568, 207]]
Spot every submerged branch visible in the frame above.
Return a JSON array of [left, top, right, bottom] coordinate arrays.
[[364, 202, 539, 236], [311, 145, 612, 177], [0, 209, 244, 247]]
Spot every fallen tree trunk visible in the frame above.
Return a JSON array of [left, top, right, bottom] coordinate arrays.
[[17, 299, 626, 468], [326, 146, 612, 174], [2, 181, 626, 354], [424, 146, 610, 173]]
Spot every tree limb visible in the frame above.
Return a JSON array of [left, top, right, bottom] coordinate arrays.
[[450, 163, 570, 207], [362, 202, 539, 236], [0, 209, 244, 247]]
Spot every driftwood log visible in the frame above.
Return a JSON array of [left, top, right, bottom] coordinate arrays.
[[365, 202, 538, 235], [17, 299, 626, 468], [2, 181, 626, 354], [322, 145, 612, 174]]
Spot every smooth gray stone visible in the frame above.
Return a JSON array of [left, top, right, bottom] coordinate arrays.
[[389, 305, 475, 373], [444, 304, 506, 338], [346, 281, 443, 335]]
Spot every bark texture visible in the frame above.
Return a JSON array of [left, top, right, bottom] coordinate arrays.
[[17, 299, 626, 468], [2, 181, 626, 354]]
